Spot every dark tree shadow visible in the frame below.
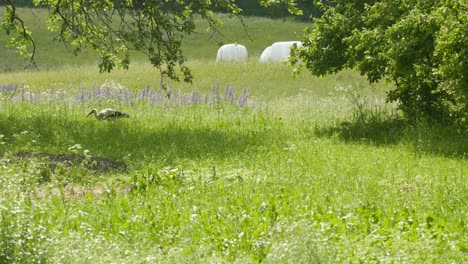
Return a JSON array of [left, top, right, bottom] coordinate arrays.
[[1, 113, 466, 171], [315, 116, 468, 158], [2, 151, 128, 174], [0, 114, 270, 169]]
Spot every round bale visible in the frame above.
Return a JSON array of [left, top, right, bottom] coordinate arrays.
[[216, 44, 248, 62], [259, 46, 272, 63], [260, 41, 302, 63]]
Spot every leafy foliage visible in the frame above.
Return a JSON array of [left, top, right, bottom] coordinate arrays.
[[294, 0, 468, 129]]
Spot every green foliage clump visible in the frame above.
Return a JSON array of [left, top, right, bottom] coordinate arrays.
[[295, 0, 468, 130]]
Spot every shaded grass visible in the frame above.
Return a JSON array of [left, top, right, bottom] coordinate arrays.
[[316, 118, 468, 157], [310, 101, 468, 158], [0, 103, 272, 164]]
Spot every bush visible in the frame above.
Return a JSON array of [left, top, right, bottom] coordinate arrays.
[[294, 0, 468, 131]]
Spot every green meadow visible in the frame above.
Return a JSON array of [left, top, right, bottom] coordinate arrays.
[[0, 8, 467, 263]]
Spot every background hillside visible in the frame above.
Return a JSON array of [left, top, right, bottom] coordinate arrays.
[[0, 8, 308, 72]]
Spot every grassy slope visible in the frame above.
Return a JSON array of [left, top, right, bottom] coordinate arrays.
[[0, 8, 467, 263]]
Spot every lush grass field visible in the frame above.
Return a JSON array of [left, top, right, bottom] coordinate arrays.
[[1, 8, 467, 263]]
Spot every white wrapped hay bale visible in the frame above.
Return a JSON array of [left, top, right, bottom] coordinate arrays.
[[259, 41, 302, 62], [216, 44, 248, 62], [259, 46, 272, 63]]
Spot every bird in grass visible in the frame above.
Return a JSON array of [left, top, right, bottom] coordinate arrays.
[[87, 108, 130, 120]]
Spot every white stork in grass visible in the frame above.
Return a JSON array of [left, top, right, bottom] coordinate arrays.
[[87, 108, 129, 120]]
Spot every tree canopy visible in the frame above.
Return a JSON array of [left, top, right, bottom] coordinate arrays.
[[293, 0, 468, 129]]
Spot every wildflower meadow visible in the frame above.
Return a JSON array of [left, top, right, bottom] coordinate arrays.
[[0, 9, 467, 263]]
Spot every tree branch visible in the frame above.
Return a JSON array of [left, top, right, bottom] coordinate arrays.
[[4, 0, 37, 68]]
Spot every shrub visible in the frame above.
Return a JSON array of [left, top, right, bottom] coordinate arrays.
[[294, 0, 468, 131]]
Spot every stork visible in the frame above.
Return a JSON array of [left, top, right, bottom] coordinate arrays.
[[87, 108, 129, 120]]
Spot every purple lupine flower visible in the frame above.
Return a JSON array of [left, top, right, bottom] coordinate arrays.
[[1, 84, 17, 95], [224, 84, 229, 101], [225, 84, 234, 102], [79, 84, 85, 102], [172, 90, 179, 102], [140, 85, 146, 100], [179, 94, 187, 104], [238, 89, 248, 107], [1, 81, 248, 108], [125, 90, 132, 104], [105, 83, 111, 99], [211, 81, 221, 103], [74, 89, 81, 102], [192, 91, 200, 104], [145, 84, 150, 100], [20, 83, 25, 101]]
